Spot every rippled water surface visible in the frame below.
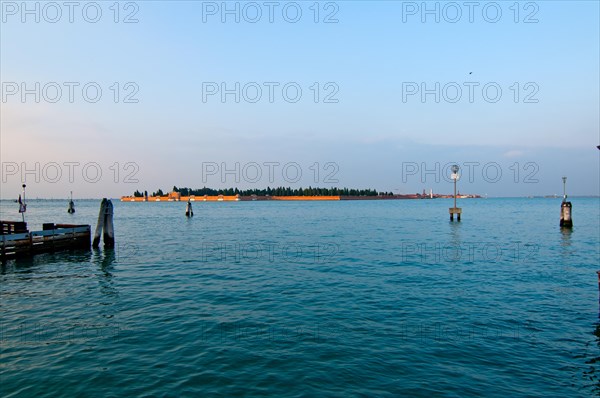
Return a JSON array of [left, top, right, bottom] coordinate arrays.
[[1, 198, 599, 397]]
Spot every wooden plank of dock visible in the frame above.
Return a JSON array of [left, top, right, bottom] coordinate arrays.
[[1, 223, 91, 261]]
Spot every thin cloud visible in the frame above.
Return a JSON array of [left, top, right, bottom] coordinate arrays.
[[503, 150, 525, 158]]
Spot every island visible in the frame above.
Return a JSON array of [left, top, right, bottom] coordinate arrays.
[[120, 187, 481, 202]]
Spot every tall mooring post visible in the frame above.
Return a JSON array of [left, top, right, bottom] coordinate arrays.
[[185, 199, 193, 217], [93, 198, 115, 248], [560, 176, 573, 228], [449, 164, 462, 221]]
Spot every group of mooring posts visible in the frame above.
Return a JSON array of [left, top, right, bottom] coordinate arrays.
[[448, 166, 574, 228], [93, 198, 114, 248]]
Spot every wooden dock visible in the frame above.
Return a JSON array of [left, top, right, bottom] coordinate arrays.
[[1, 221, 91, 261]]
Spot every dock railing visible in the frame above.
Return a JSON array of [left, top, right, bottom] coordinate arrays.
[[0, 221, 28, 235]]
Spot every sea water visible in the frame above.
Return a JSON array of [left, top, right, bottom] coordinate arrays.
[[1, 198, 599, 397]]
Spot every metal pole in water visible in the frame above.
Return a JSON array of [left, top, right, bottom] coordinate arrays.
[[454, 178, 457, 209]]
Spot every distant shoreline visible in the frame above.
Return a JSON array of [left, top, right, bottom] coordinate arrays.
[[120, 194, 482, 202], [2, 196, 599, 201]]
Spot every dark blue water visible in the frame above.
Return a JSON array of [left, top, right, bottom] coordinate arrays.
[[1, 198, 599, 397]]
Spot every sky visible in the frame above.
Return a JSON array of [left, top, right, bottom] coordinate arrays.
[[1, 0, 599, 199]]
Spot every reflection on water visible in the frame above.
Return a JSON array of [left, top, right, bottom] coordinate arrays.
[[448, 220, 462, 249], [582, 321, 600, 394], [559, 228, 577, 276], [93, 247, 116, 273], [444, 218, 466, 300], [0, 249, 93, 275], [560, 227, 573, 249], [0, 257, 35, 275], [583, 276, 600, 394], [92, 248, 119, 317]]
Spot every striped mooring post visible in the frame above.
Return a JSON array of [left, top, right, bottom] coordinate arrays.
[[92, 198, 115, 248]]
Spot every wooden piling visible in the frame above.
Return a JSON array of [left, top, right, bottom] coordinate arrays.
[[449, 207, 462, 221], [92, 199, 107, 248], [103, 200, 115, 248], [93, 199, 115, 248], [186, 200, 193, 217]]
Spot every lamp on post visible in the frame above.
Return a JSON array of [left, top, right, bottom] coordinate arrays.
[[449, 165, 462, 222]]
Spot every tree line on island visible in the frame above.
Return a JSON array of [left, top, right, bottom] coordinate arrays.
[[132, 186, 395, 197]]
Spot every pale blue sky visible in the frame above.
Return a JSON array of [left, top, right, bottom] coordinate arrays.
[[1, 1, 599, 198]]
